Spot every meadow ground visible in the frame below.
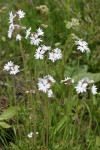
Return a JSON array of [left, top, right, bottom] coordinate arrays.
[[0, 0, 100, 150]]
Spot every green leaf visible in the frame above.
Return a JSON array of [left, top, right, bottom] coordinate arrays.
[[0, 121, 11, 128], [73, 73, 100, 83], [54, 116, 67, 135], [0, 106, 18, 121]]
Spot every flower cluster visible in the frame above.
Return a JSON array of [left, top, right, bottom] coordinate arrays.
[[66, 18, 79, 30], [60, 77, 74, 85], [6, 11, 98, 98], [75, 39, 90, 53], [8, 10, 25, 39], [30, 28, 44, 46], [48, 48, 62, 62], [37, 75, 55, 97], [3, 61, 20, 75], [34, 45, 51, 59], [75, 77, 97, 95]]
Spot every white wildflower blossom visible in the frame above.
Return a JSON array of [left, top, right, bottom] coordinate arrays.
[[75, 80, 88, 94], [16, 10, 25, 19], [3, 61, 20, 75], [91, 84, 97, 95], [10, 65, 20, 75], [16, 34, 22, 41], [3, 61, 14, 71], [82, 77, 94, 84], [37, 28, 44, 36], [28, 132, 33, 138], [28, 132, 38, 138], [8, 23, 15, 38], [46, 75, 55, 83], [75, 39, 90, 53], [34, 45, 51, 59], [61, 77, 74, 84], [34, 46, 45, 59], [41, 45, 51, 51], [49, 48, 62, 62], [9, 12, 16, 24], [37, 77, 51, 93], [66, 18, 79, 30], [47, 89, 53, 97], [25, 27, 31, 39], [30, 34, 42, 46], [37, 75, 55, 97]]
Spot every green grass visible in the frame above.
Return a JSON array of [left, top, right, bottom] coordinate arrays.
[[0, 0, 100, 150]]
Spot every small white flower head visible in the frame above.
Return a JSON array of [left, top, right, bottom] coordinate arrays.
[[34, 45, 51, 60], [82, 77, 94, 84], [34, 46, 45, 59], [28, 132, 33, 138], [28, 132, 38, 138], [30, 34, 42, 46], [75, 39, 90, 53], [25, 27, 31, 39], [16, 10, 25, 19], [9, 12, 16, 24], [10, 65, 20, 75], [37, 77, 51, 93], [49, 48, 62, 62], [47, 89, 53, 97], [46, 75, 56, 83], [37, 75, 55, 97], [37, 28, 44, 36], [16, 34, 22, 41], [41, 45, 51, 51], [61, 77, 74, 85], [3, 61, 14, 71], [75, 80, 88, 94], [66, 18, 79, 30], [91, 84, 97, 95], [8, 23, 15, 38], [3, 61, 20, 75]]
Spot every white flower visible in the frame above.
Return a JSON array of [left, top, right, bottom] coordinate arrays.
[[82, 77, 94, 84], [47, 89, 53, 97], [9, 12, 16, 24], [3, 61, 14, 71], [61, 77, 74, 84], [41, 45, 51, 51], [16, 34, 22, 41], [37, 75, 55, 97], [28, 132, 38, 138], [8, 23, 15, 38], [17, 10, 25, 19], [28, 132, 33, 138], [37, 77, 51, 93], [54, 48, 62, 60], [46, 75, 55, 83], [34, 45, 51, 59], [75, 80, 88, 94], [10, 65, 20, 75], [30, 34, 42, 46], [91, 84, 97, 95], [25, 27, 31, 39], [75, 39, 90, 53], [49, 48, 62, 62], [34, 46, 45, 59], [37, 28, 44, 36]]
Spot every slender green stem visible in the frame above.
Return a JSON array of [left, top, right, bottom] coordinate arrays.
[[78, 56, 80, 80], [19, 40, 27, 80]]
